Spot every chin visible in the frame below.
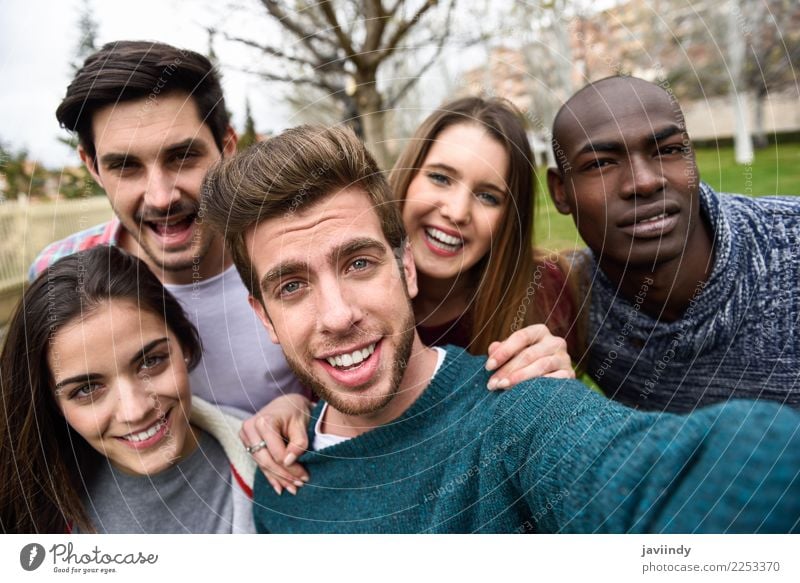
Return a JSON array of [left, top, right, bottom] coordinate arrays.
[[325, 387, 396, 417]]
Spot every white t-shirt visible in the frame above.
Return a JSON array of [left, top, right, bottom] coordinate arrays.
[[166, 265, 305, 413], [313, 347, 447, 450]]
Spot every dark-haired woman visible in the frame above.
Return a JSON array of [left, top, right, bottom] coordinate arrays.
[[0, 246, 255, 533]]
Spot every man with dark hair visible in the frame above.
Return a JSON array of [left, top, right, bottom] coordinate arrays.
[[201, 124, 800, 533], [30, 41, 307, 461], [547, 75, 800, 412]]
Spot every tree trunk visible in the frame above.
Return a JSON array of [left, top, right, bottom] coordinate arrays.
[[752, 92, 769, 149], [727, 0, 754, 164], [356, 83, 391, 171]]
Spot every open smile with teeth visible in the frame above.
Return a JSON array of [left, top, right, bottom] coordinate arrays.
[[425, 227, 464, 252], [120, 416, 167, 443], [325, 342, 376, 370], [146, 214, 196, 236]]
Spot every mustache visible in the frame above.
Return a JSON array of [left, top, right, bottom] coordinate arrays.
[[134, 200, 199, 223]]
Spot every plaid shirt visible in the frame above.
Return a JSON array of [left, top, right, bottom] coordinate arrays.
[[28, 219, 122, 282]]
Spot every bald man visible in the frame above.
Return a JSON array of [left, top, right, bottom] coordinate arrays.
[[548, 75, 800, 412]]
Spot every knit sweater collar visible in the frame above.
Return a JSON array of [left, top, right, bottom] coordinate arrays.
[[591, 182, 739, 343], [303, 346, 473, 458]]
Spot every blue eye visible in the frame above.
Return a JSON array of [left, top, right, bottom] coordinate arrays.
[[347, 258, 373, 274], [476, 192, 501, 206], [427, 172, 450, 186], [280, 281, 303, 296]]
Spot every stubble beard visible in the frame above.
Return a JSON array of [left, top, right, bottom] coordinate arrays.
[[128, 200, 213, 274], [285, 309, 417, 417]]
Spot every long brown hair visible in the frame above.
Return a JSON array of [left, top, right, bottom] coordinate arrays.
[[0, 246, 201, 533], [390, 96, 572, 354]]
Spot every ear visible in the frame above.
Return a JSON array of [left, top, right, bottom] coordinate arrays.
[[248, 294, 279, 344], [401, 241, 418, 300], [547, 167, 572, 216], [222, 125, 238, 158], [78, 145, 103, 188]]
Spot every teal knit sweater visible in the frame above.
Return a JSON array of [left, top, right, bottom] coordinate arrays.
[[253, 347, 800, 533]]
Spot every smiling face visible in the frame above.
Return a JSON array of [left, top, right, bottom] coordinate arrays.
[[49, 300, 196, 476], [81, 92, 236, 284], [402, 123, 509, 284], [247, 187, 420, 417], [548, 78, 702, 271]]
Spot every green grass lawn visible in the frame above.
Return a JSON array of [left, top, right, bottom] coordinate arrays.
[[533, 143, 800, 252]]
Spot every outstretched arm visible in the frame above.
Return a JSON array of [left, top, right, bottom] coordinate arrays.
[[509, 387, 800, 533]]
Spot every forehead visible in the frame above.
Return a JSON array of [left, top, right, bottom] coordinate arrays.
[[425, 123, 508, 174], [559, 82, 681, 151], [49, 301, 166, 376], [246, 188, 388, 272], [91, 92, 213, 154]]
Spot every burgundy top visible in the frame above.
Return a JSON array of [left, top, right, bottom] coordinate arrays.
[[416, 261, 578, 355], [416, 312, 473, 349]]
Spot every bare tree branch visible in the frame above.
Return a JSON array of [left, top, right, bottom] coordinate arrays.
[[375, 0, 440, 65], [249, 69, 345, 96], [319, 1, 361, 65], [260, 0, 338, 60], [223, 34, 321, 69], [363, 0, 390, 54], [386, 0, 459, 106]]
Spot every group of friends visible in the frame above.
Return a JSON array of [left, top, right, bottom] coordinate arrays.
[[1, 40, 799, 534]]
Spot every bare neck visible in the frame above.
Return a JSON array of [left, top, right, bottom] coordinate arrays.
[[118, 231, 233, 285]]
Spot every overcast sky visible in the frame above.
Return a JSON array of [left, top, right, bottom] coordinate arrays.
[[1, 0, 558, 169], [0, 0, 298, 167]]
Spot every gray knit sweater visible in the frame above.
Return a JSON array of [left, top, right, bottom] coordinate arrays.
[[582, 182, 800, 412]]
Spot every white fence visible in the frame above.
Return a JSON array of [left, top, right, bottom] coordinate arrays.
[[0, 197, 113, 324]]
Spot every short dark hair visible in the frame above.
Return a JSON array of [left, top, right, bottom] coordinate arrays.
[[201, 125, 405, 305], [56, 40, 230, 162], [0, 246, 201, 532]]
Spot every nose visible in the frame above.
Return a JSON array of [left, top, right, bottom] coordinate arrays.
[[114, 379, 155, 426], [144, 166, 181, 209], [315, 276, 363, 335], [619, 154, 665, 199], [438, 184, 472, 225]]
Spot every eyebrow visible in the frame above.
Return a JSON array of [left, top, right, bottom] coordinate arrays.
[[98, 138, 206, 167], [133, 338, 170, 365], [53, 337, 169, 392], [424, 162, 461, 178], [163, 138, 207, 156], [98, 152, 135, 167], [260, 237, 388, 291], [576, 124, 684, 156]]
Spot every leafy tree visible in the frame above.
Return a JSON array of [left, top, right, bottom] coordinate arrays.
[[238, 98, 259, 151], [0, 142, 46, 200], [71, 0, 99, 71]]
